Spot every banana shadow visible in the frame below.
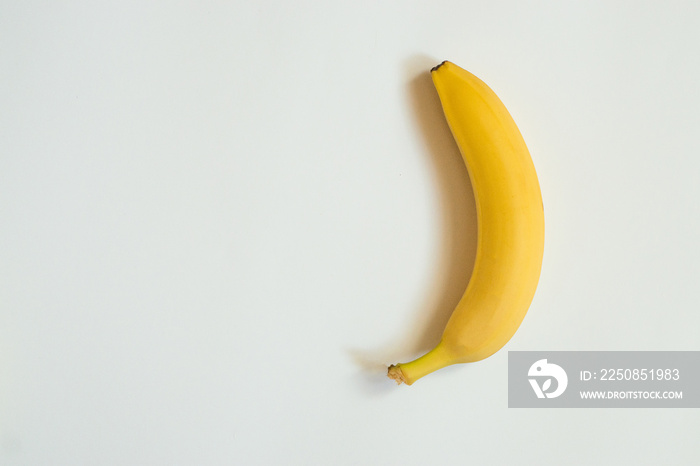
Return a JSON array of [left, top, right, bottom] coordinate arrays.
[[350, 55, 478, 393], [403, 55, 478, 357]]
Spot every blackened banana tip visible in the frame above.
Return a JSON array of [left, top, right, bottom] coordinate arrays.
[[431, 60, 448, 72]]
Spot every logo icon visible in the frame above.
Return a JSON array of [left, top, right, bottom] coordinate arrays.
[[528, 359, 568, 399]]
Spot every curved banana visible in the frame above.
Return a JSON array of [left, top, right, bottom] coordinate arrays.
[[388, 61, 544, 385]]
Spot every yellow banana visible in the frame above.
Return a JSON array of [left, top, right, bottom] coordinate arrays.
[[388, 61, 544, 385]]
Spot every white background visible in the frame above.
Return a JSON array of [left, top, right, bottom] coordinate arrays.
[[2, 1, 699, 464]]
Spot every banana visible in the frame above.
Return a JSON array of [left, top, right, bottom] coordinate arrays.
[[387, 61, 544, 385]]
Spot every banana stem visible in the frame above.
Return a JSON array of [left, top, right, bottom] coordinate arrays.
[[387, 342, 455, 385]]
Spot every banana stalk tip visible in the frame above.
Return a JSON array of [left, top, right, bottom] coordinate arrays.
[[387, 365, 407, 385]]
